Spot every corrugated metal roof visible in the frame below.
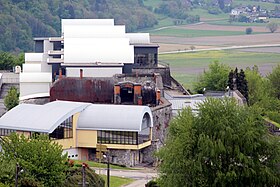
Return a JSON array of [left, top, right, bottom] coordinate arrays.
[[77, 104, 153, 132], [169, 99, 205, 110], [0, 101, 153, 133], [0, 101, 90, 133]]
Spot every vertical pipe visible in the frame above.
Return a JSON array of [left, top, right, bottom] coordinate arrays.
[[59, 68, 62, 79], [80, 69, 83, 79], [156, 89, 161, 105]]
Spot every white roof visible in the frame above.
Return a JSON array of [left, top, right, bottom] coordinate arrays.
[[0, 101, 153, 133], [77, 104, 153, 132], [0, 101, 90, 133]]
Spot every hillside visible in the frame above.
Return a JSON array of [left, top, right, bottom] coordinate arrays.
[[0, 0, 158, 52]]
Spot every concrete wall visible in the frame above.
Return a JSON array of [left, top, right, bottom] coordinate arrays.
[[66, 67, 122, 78]]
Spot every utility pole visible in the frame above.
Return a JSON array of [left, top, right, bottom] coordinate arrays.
[[82, 164, 86, 187], [107, 155, 110, 187], [15, 163, 19, 187]]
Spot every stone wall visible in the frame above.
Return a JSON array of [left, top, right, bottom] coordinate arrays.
[[109, 149, 140, 167], [142, 97, 172, 165], [132, 67, 171, 86]]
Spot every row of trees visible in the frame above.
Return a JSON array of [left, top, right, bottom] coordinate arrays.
[[0, 134, 104, 186], [194, 61, 280, 123]]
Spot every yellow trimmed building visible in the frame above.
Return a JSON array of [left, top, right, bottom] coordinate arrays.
[[0, 100, 154, 166]]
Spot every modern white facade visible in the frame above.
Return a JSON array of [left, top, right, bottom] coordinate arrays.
[[20, 19, 153, 100]]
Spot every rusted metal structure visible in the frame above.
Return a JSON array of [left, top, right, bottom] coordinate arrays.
[[50, 77, 115, 103]]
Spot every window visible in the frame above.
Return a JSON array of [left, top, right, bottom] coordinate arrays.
[[0, 128, 15, 136], [134, 53, 156, 67], [97, 131, 138, 145], [49, 116, 73, 139]]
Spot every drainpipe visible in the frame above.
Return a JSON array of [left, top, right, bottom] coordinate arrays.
[[80, 69, 83, 79], [59, 68, 62, 79]]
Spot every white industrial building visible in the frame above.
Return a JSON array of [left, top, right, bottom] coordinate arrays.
[[20, 19, 156, 101]]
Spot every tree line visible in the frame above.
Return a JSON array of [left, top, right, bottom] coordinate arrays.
[[0, 0, 158, 52]]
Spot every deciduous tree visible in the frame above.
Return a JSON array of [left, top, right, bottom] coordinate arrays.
[[194, 61, 230, 93], [266, 22, 279, 33], [0, 133, 68, 187], [157, 98, 280, 187]]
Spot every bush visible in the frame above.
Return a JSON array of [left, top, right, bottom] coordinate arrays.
[[4, 86, 19, 110], [63, 167, 104, 187], [246, 27, 253, 34], [146, 180, 159, 187]]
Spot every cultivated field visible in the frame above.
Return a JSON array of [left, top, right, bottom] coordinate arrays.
[[152, 33, 280, 47], [159, 50, 280, 90]]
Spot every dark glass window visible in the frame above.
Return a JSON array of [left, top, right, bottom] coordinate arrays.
[[49, 116, 73, 139], [134, 53, 156, 67], [97, 131, 138, 145], [0, 128, 15, 136]]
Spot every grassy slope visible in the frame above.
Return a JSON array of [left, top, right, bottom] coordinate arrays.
[[233, 0, 277, 10], [159, 50, 280, 90], [100, 175, 135, 187], [74, 160, 134, 170]]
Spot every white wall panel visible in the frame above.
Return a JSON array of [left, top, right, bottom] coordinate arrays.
[[64, 38, 134, 64], [62, 19, 114, 33], [126, 33, 150, 44], [64, 25, 125, 38], [20, 82, 50, 99], [20, 73, 52, 83], [66, 67, 122, 77], [23, 64, 41, 72], [25, 53, 43, 62]]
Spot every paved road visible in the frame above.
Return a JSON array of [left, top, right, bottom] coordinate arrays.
[[94, 167, 157, 187], [159, 43, 280, 55]]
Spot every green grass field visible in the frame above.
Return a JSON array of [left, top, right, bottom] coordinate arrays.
[[100, 175, 135, 187], [149, 28, 264, 37], [233, 0, 277, 10], [160, 50, 280, 90]]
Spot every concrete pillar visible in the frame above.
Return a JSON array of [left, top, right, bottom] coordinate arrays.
[[134, 84, 142, 105], [114, 84, 121, 104]]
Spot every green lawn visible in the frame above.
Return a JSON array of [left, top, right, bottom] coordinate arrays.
[[160, 50, 280, 90], [100, 175, 135, 187], [150, 28, 262, 37], [143, 0, 162, 8], [189, 8, 228, 20], [160, 50, 280, 68]]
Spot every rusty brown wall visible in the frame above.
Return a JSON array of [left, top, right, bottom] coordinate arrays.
[[50, 77, 114, 103]]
